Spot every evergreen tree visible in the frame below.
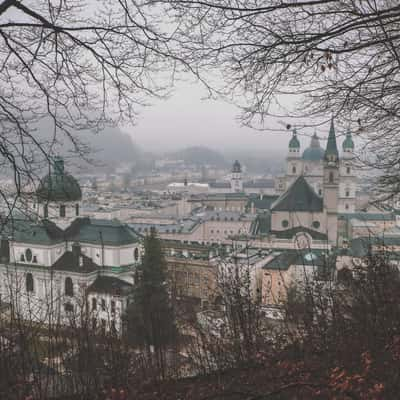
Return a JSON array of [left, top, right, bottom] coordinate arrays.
[[126, 228, 176, 378]]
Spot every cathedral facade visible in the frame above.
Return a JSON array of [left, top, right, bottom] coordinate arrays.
[[284, 120, 356, 213]]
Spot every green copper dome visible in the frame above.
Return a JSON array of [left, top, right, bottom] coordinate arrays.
[[302, 132, 324, 161], [36, 157, 82, 203], [289, 130, 300, 149], [342, 130, 354, 150]]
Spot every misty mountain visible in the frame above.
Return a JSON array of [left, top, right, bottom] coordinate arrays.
[[31, 119, 142, 170], [166, 146, 226, 167]]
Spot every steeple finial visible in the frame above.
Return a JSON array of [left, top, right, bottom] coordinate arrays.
[[324, 117, 339, 161]]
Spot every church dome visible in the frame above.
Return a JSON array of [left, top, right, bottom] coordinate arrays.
[[36, 157, 82, 203], [232, 160, 242, 173], [302, 133, 324, 161], [289, 130, 300, 149], [342, 130, 354, 150]]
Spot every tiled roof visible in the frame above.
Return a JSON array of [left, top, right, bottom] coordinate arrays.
[[243, 179, 275, 189], [52, 251, 99, 273], [65, 218, 140, 245], [271, 176, 323, 212]]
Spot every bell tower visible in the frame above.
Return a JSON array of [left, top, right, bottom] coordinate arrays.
[[323, 118, 339, 245], [230, 160, 243, 193]]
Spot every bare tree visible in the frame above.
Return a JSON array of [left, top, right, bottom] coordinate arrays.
[[149, 0, 400, 192], [0, 0, 181, 215]]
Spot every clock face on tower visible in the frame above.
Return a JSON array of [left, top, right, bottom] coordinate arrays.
[[294, 232, 311, 250]]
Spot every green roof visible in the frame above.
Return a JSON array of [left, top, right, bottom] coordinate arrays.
[[65, 218, 140, 246], [342, 129, 354, 150], [263, 249, 332, 272], [302, 133, 324, 161], [271, 176, 323, 212], [36, 157, 82, 203], [324, 118, 339, 161], [2, 218, 64, 245], [289, 130, 300, 149], [247, 194, 279, 210]]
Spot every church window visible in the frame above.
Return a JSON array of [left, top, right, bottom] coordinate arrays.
[[282, 220, 289, 228], [25, 248, 32, 263], [33, 256, 37, 263], [44, 204, 48, 218], [345, 204, 349, 210], [26, 273, 34, 293], [329, 172, 334, 183], [346, 189, 350, 197], [60, 205, 66, 217], [312, 221, 320, 229], [347, 167, 351, 174], [92, 317, 97, 330], [75, 203, 79, 216], [65, 277, 74, 297], [92, 298, 97, 311], [101, 298, 106, 311], [101, 319, 106, 335], [20, 254, 25, 262], [292, 165, 296, 174], [134, 248, 139, 261]]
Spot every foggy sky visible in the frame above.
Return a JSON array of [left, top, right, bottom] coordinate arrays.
[[126, 82, 295, 154]]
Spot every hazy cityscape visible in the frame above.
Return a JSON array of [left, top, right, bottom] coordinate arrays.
[[1, 1, 400, 400]]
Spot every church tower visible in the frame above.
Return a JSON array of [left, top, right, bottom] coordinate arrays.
[[323, 118, 339, 245], [230, 160, 243, 192], [339, 129, 356, 213], [285, 129, 301, 188]]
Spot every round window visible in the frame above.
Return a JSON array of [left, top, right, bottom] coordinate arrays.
[[282, 220, 289, 228], [25, 248, 33, 263], [312, 221, 320, 229]]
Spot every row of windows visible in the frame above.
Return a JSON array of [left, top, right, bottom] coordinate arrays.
[[44, 204, 79, 218], [26, 273, 74, 297], [91, 297, 116, 313]]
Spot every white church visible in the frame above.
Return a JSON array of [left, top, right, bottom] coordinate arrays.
[[0, 157, 142, 334]]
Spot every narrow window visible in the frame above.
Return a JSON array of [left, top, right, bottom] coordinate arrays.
[[26, 273, 34, 293], [292, 165, 296, 174], [134, 248, 139, 261], [92, 298, 97, 311], [60, 205, 66, 217], [346, 167, 351, 174], [329, 172, 334, 183], [111, 300, 116, 314], [65, 277, 74, 297], [101, 298, 106, 311], [75, 203, 79, 216], [44, 204, 48, 218]]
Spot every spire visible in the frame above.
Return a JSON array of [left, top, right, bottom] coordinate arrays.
[[324, 117, 339, 161]]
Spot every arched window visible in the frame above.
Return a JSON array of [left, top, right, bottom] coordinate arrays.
[[65, 277, 74, 297], [26, 273, 34, 293], [345, 189, 350, 197], [75, 203, 79, 216], [329, 172, 334, 183], [134, 248, 139, 261], [20, 254, 25, 262], [44, 204, 48, 218], [60, 205, 66, 217], [292, 165, 296, 174], [346, 167, 351, 174]]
